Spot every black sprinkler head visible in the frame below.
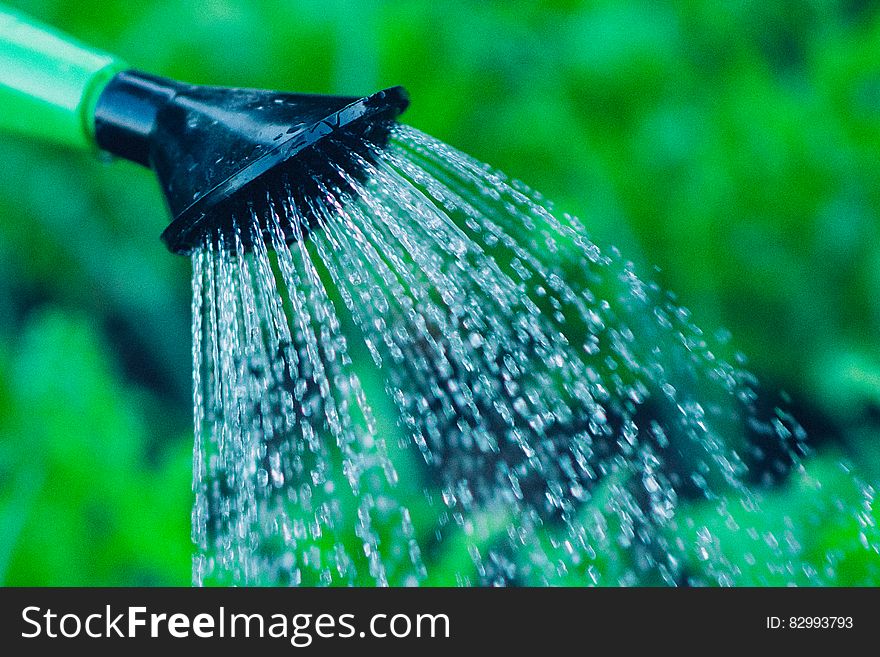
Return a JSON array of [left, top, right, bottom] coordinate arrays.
[[92, 70, 409, 255]]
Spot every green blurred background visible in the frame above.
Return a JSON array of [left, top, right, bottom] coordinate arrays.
[[1, 0, 878, 585]]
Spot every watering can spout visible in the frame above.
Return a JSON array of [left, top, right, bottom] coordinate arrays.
[[0, 6, 409, 256], [93, 70, 409, 254]]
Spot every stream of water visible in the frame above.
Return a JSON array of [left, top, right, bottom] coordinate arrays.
[[190, 124, 877, 586]]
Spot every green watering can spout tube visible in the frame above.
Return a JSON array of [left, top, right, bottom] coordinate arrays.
[[0, 6, 125, 149], [0, 5, 409, 255]]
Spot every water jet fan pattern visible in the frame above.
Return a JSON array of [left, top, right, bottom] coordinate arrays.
[[190, 125, 877, 586]]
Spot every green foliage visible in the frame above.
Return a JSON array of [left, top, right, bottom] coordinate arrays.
[[1, 0, 878, 584], [674, 455, 879, 585], [0, 310, 190, 584]]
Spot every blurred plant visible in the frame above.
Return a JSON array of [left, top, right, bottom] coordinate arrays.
[[0, 310, 190, 584]]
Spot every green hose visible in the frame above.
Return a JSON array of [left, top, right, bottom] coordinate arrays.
[[0, 5, 125, 150]]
